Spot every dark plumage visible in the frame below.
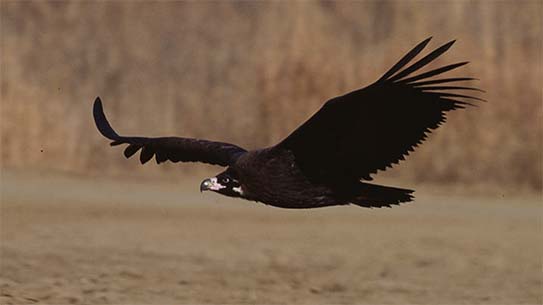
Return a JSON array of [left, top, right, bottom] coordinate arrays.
[[93, 38, 483, 209]]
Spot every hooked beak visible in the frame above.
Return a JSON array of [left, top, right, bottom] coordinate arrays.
[[200, 177, 224, 192], [200, 179, 211, 192]]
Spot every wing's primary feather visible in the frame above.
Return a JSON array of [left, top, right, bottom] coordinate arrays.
[[276, 39, 482, 183], [418, 85, 484, 92], [377, 37, 432, 82], [387, 40, 456, 82], [93, 97, 247, 166], [93, 98, 120, 139], [409, 77, 477, 86], [398, 62, 469, 84]]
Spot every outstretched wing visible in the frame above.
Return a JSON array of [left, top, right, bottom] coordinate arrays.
[[276, 38, 483, 183], [93, 97, 247, 166]]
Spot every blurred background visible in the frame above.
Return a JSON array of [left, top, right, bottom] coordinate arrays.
[[1, 1, 542, 304], [2, 0, 541, 190]]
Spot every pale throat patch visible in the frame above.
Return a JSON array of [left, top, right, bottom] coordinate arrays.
[[232, 186, 244, 195], [208, 177, 226, 191]]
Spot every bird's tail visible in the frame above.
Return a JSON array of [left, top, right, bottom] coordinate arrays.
[[349, 182, 414, 208]]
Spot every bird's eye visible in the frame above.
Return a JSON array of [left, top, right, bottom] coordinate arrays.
[[221, 177, 230, 184]]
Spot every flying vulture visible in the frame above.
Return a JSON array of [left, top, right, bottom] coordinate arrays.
[[93, 38, 482, 209]]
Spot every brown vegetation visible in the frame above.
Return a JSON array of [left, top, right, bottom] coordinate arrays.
[[1, 1, 541, 190]]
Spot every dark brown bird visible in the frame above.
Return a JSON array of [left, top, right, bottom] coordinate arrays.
[[93, 37, 482, 209]]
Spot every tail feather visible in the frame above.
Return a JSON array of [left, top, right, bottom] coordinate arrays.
[[349, 183, 414, 208]]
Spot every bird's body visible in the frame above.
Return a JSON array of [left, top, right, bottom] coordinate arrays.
[[230, 148, 335, 208], [228, 148, 414, 208], [93, 38, 482, 209]]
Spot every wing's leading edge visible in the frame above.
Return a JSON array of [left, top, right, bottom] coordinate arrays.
[[93, 97, 247, 166]]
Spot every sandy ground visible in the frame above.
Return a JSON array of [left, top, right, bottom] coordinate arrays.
[[1, 171, 542, 304]]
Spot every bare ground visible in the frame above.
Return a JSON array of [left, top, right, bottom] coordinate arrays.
[[1, 171, 541, 304]]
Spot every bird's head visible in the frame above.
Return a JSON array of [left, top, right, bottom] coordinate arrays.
[[200, 170, 244, 198]]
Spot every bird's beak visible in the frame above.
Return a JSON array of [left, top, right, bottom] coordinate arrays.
[[200, 178, 212, 192], [200, 177, 224, 192]]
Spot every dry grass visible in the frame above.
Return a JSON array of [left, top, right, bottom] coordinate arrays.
[[1, 1, 542, 190]]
